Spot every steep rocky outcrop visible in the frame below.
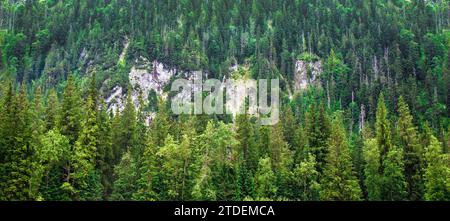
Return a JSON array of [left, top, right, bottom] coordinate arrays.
[[105, 59, 176, 114], [294, 59, 322, 92]]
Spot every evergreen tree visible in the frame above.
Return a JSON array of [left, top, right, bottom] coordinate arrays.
[[235, 114, 257, 171], [70, 96, 102, 200], [291, 154, 321, 201], [29, 87, 45, 199], [35, 129, 70, 201], [44, 89, 59, 131], [268, 122, 292, 198], [111, 108, 122, 164], [381, 145, 408, 201], [320, 114, 362, 201], [134, 99, 170, 200], [423, 135, 450, 201], [110, 151, 138, 200], [96, 99, 114, 199], [58, 75, 82, 145], [375, 93, 392, 159], [255, 157, 277, 200], [305, 103, 331, 171], [119, 88, 137, 155], [0, 84, 32, 200], [156, 135, 190, 200], [397, 96, 423, 200], [363, 138, 382, 201], [281, 106, 297, 150]]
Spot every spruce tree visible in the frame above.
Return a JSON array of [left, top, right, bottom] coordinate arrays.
[[0, 84, 33, 200], [235, 114, 257, 171], [33, 129, 70, 200], [363, 138, 382, 201], [305, 103, 331, 171], [134, 99, 170, 200], [45, 89, 59, 131], [381, 145, 408, 201], [59, 75, 82, 145], [29, 87, 45, 199], [119, 88, 137, 154], [423, 135, 450, 201], [397, 96, 423, 200], [111, 108, 122, 164], [110, 150, 138, 200], [96, 99, 114, 199], [320, 114, 362, 201], [291, 154, 321, 201], [156, 135, 190, 200], [375, 93, 392, 159], [71, 96, 102, 200], [255, 157, 277, 200]]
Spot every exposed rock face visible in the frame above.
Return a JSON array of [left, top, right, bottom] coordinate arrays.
[[105, 85, 124, 113], [129, 59, 175, 105], [294, 60, 322, 92], [105, 60, 176, 117]]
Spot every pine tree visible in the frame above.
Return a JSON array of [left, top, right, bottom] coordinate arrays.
[[305, 103, 331, 171], [423, 135, 450, 201], [110, 150, 138, 200], [293, 125, 308, 164], [119, 88, 137, 154], [59, 75, 82, 145], [29, 86, 45, 199], [33, 129, 70, 200], [320, 114, 362, 201], [381, 145, 408, 201], [111, 108, 122, 164], [45, 89, 59, 131], [255, 157, 277, 200], [96, 99, 114, 199], [268, 122, 292, 198], [0, 83, 15, 199], [156, 135, 190, 200], [70, 96, 102, 200], [0, 83, 33, 200], [268, 123, 291, 171], [291, 154, 321, 201], [210, 121, 239, 200], [235, 159, 255, 200], [363, 138, 382, 201], [375, 93, 392, 159], [375, 94, 407, 200], [235, 114, 257, 171], [134, 99, 170, 200], [281, 106, 297, 150], [397, 96, 423, 200], [191, 157, 216, 200]]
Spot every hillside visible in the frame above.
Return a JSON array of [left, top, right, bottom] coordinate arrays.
[[0, 0, 449, 201]]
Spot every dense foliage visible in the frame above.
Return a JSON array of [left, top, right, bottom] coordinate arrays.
[[0, 0, 449, 201]]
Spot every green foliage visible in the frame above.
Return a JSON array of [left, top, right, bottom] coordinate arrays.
[[255, 157, 277, 200], [58, 75, 82, 144], [381, 146, 408, 201], [291, 154, 321, 201], [423, 135, 450, 201], [363, 139, 382, 201], [376, 94, 392, 158], [397, 96, 423, 200], [0, 0, 448, 202], [320, 114, 362, 201], [31, 129, 70, 201]]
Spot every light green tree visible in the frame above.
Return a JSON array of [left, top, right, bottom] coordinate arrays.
[[320, 114, 362, 201], [423, 135, 450, 201]]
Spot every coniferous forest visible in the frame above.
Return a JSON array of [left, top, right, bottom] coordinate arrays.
[[0, 0, 449, 201]]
